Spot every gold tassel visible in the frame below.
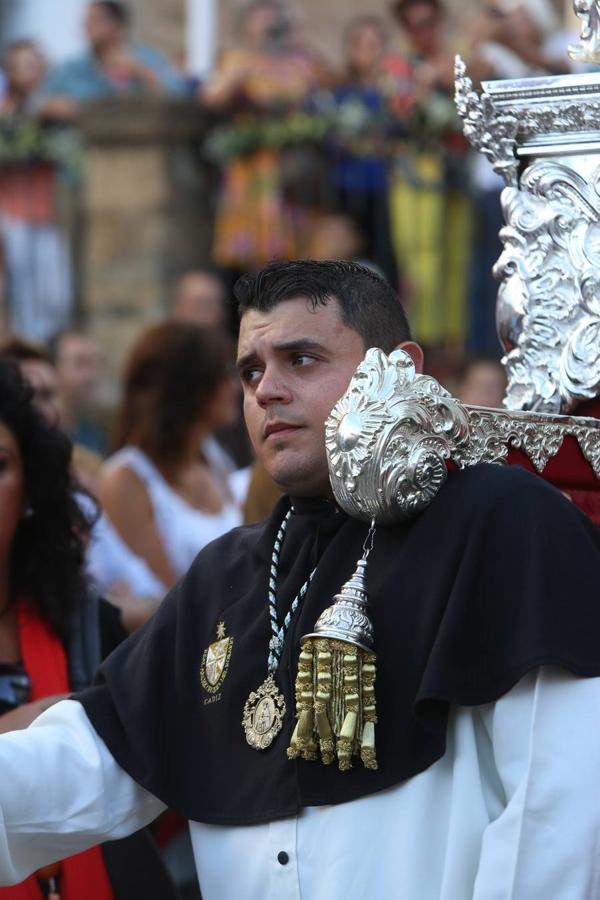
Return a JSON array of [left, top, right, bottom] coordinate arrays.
[[315, 640, 335, 764], [360, 657, 378, 770], [287, 648, 317, 760], [288, 638, 378, 771], [288, 528, 379, 771]]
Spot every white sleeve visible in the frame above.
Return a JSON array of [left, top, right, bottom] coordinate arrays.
[[0, 698, 167, 885], [473, 667, 600, 900]]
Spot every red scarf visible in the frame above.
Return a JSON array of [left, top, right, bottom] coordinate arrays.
[[0, 601, 114, 900]]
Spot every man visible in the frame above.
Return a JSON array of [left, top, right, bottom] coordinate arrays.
[[49, 327, 106, 456], [1, 261, 600, 899], [38, 0, 185, 122]]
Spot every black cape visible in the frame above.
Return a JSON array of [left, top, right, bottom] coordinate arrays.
[[76, 464, 600, 825]]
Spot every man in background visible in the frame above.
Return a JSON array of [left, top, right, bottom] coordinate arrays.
[[38, 0, 186, 122], [49, 327, 106, 456], [170, 269, 228, 330]]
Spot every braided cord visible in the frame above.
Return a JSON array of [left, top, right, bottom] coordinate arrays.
[[267, 509, 316, 673]]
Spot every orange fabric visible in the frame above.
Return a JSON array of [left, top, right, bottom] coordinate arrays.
[[0, 602, 114, 900]]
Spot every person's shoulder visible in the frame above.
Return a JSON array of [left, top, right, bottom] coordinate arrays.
[[99, 451, 152, 507], [450, 461, 560, 499], [51, 55, 95, 78], [444, 462, 579, 526]]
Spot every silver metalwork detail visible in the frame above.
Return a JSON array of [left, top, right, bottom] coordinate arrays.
[[569, 1, 600, 64], [518, 102, 600, 142], [302, 558, 375, 653], [326, 349, 600, 524], [455, 51, 600, 414], [495, 158, 600, 413], [454, 56, 519, 186]]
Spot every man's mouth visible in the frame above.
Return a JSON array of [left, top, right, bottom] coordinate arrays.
[[263, 422, 303, 441]]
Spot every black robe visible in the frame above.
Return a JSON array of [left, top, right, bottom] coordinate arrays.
[[76, 463, 600, 825]]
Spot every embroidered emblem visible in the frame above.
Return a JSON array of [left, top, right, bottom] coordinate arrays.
[[201, 621, 233, 695]]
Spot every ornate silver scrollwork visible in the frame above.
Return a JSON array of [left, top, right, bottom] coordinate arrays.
[[326, 349, 600, 524], [454, 51, 600, 415], [569, 0, 600, 64], [495, 159, 600, 413], [454, 56, 519, 187]]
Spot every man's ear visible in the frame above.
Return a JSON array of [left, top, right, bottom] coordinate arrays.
[[394, 340, 424, 374]]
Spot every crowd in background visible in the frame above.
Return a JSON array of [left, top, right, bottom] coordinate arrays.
[[0, 0, 585, 356], [0, 0, 577, 618]]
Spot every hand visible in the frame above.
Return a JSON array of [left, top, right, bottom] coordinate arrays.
[[102, 47, 163, 93], [0, 694, 69, 734]]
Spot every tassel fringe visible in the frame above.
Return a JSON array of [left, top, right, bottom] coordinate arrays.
[[287, 638, 378, 771]]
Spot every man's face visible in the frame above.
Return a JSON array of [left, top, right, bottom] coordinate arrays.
[[172, 273, 226, 329], [5, 46, 45, 95], [237, 297, 366, 497], [401, 2, 441, 57], [85, 4, 122, 49], [56, 335, 101, 409]]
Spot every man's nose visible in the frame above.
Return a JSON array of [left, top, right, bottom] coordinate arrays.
[[255, 366, 292, 406]]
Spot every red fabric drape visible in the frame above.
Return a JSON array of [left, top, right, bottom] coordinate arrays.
[[0, 602, 114, 900]]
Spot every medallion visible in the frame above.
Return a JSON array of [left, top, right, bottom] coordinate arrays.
[[242, 674, 286, 750], [200, 621, 233, 695]]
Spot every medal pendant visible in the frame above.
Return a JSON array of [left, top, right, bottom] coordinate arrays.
[[242, 674, 286, 750]]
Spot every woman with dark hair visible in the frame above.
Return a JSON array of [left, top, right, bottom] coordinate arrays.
[[99, 321, 241, 593], [0, 358, 177, 900]]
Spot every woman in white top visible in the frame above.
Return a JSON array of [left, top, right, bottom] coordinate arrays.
[[99, 322, 242, 594]]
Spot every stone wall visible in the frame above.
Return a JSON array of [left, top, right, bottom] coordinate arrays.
[[80, 96, 214, 394]]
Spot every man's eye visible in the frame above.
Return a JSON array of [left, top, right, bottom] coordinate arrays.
[[292, 354, 316, 367], [242, 367, 262, 385]]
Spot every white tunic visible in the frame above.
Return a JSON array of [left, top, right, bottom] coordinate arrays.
[[0, 667, 599, 899]]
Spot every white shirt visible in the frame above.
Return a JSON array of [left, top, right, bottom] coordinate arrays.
[[101, 446, 242, 590], [0, 667, 599, 899]]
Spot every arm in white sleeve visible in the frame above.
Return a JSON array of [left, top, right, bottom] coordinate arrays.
[[473, 666, 600, 900], [0, 698, 166, 885]]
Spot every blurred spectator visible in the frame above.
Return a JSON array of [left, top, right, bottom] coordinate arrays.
[[38, 0, 186, 123], [456, 357, 507, 408], [49, 327, 107, 456], [0, 41, 45, 116], [201, 0, 329, 270], [387, 0, 471, 354], [0, 336, 166, 622], [0, 336, 60, 426], [170, 269, 227, 329], [328, 16, 398, 285], [467, 0, 567, 82], [0, 358, 178, 900], [0, 41, 73, 341], [99, 322, 242, 593], [306, 212, 365, 261]]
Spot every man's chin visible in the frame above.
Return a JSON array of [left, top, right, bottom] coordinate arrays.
[[266, 466, 331, 499]]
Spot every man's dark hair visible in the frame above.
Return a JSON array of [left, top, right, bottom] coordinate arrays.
[[91, 0, 131, 26], [47, 327, 90, 366], [234, 260, 412, 353], [391, 0, 444, 25], [0, 336, 52, 366]]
